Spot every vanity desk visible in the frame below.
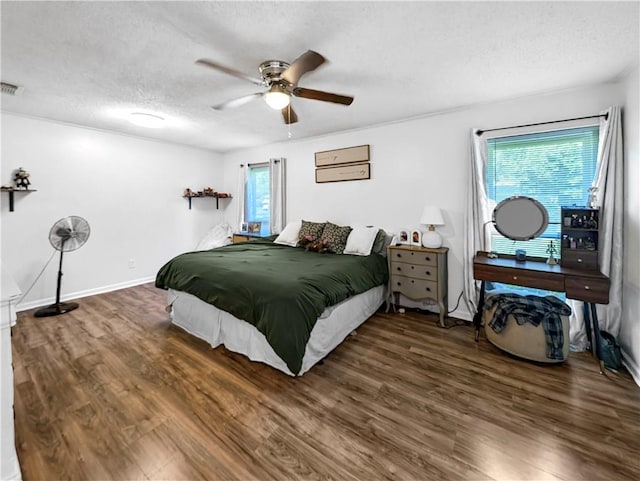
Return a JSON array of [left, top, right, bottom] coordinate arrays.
[[472, 252, 610, 369]]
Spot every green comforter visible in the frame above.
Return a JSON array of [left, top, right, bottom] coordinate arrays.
[[155, 240, 388, 374]]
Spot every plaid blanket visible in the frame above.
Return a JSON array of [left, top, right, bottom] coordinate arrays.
[[484, 293, 572, 360]]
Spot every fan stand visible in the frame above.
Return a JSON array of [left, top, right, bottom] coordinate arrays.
[[34, 238, 79, 318]]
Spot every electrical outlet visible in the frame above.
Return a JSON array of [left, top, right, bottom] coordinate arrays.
[[128, 259, 136, 269]]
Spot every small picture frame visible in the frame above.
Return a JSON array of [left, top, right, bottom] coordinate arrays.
[[411, 230, 422, 246], [398, 229, 410, 245], [241, 222, 248, 232], [248, 221, 262, 234]]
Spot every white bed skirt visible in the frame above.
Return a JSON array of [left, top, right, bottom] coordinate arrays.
[[168, 285, 386, 376]]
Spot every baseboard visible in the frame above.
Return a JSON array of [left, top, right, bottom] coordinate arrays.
[[621, 348, 640, 387], [16, 276, 156, 312]]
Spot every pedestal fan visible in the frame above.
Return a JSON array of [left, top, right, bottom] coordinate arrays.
[[34, 216, 90, 318]]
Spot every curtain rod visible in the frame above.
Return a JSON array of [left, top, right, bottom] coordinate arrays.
[[240, 160, 279, 167], [475, 113, 608, 136]]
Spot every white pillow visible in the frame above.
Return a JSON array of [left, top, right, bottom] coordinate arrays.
[[343, 226, 379, 256], [274, 220, 302, 247], [195, 223, 232, 251]]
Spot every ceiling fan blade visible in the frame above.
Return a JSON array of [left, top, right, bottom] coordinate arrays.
[[282, 105, 298, 124], [196, 59, 265, 86], [292, 87, 354, 106], [211, 92, 263, 111], [281, 50, 325, 85]]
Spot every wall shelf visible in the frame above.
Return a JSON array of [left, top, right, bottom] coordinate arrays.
[[1, 187, 37, 212], [183, 193, 232, 210]]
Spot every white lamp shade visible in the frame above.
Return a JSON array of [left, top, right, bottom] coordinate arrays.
[[420, 206, 444, 226]]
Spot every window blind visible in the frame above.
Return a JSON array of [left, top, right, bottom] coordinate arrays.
[[246, 165, 270, 234], [486, 126, 599, 258]]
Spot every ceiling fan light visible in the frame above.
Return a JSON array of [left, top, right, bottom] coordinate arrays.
[[129, 112, 165, 128], [264, 86, 290, 110]]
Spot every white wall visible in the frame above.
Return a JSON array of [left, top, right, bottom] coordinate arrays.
[[222, 82, 626, 321], [620, 64, 640, 383], [1, 114, 225, 310]]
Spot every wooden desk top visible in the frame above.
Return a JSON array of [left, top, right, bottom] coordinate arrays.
[[473, 252, 606, 279], [473, 251, 609, 304]]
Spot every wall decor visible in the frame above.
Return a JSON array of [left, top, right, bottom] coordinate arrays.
[[316, 163, 370, 183], [315, 145, 370, 167]]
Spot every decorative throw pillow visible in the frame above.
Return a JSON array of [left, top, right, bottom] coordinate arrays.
[[297, 220, 326, 245], [371, 228, 393, 256], [343, 226, 379, 256], [274, 220, 302, 247], [320, 222, 352, 254]]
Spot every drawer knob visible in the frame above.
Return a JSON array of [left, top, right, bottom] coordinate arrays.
[[397, 267, 401, 271], [411, 266, 415, 270], [584, 285, 590, 290], [396, 282, 401, 286], [577, 258, 583, 263], [425, 287, 431, 292], [426, 271, 431, 276], [513, 276, 518, 280], [410, 280, 415, 284], [425, 257, 431, 261]]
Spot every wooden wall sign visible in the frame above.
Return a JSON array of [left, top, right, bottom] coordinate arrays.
[[316, 163, 371, 183], [315, 145, 370, 167]]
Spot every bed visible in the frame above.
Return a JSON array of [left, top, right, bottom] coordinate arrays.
[[155, 238, 389, 376]]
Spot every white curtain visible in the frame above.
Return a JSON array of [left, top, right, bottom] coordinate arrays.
[[269, 157, 286, 234], [236, 164, 247, 231], [463, 130, 492, 314], [593, 106, 624, 335]]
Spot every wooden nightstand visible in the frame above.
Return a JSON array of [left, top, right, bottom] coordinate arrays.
[[232, 232, 263, 243], [387, 245, 449, 327]]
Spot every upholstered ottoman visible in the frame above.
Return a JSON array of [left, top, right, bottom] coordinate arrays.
[[483, 292, 570, 363]]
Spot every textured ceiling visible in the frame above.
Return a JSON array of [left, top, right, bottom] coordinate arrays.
[[1, 1, 638, 153]]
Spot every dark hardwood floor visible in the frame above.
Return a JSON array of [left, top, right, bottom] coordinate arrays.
[[11, 283, 640, 481]]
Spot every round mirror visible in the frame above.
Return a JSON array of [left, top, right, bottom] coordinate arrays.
[[492, 196, 549, 241]]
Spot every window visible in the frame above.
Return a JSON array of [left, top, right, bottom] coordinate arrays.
[[486, 126, 599, 258], [245, 163, 270, 235]]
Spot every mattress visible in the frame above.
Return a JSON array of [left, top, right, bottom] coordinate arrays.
[[168, 284, 385, 376]]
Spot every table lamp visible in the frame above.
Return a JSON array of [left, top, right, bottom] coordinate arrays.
[[420, 205, 445, 248]]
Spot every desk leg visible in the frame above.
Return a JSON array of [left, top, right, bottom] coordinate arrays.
[[473, 281, 486, 342], [590, 303, 606, 375], [583, 302, 605, 374], [582, 302, 593, 352]]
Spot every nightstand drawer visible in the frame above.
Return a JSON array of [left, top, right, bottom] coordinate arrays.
[[391, 249, 437, 267], [391, 275, 438, 300], [565, 276, 609, 304], [390, 261, 438, 282]]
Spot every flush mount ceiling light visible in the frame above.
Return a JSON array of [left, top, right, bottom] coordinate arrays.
[[263, 84, 291, 110], [129, 112, 165, 128]]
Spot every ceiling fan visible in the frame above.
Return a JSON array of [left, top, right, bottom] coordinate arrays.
[[196, 50, 354, 124]]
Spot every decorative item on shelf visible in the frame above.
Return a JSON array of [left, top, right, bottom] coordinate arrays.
[[587, 186, 599, 209], [420, 205, 445, 248], [203, 187, 215, 196], [546, 240, 558, 265], [13, 167, 31, 190], [515, 249, 527, 262], [183, 188, 193, 197]]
